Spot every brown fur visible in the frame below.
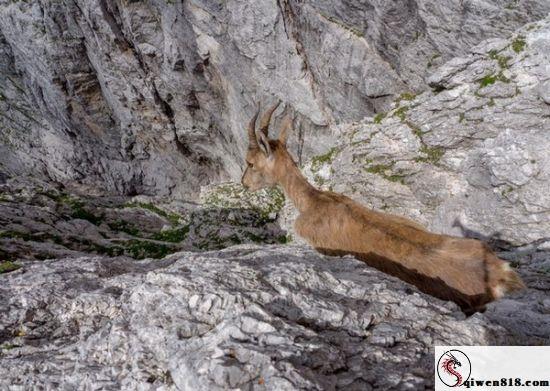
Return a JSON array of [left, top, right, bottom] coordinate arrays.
[[241, 106, 525, 313]]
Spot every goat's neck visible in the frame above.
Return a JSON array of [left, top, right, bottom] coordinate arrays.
[[276, 157, 319, 213]]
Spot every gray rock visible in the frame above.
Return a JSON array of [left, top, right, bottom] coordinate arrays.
[[0, 245, 527, 390], [0, 178, 289, 262], [1, 1, 549, 197]]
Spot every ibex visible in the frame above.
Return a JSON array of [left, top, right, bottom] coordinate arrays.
[[241, 102, 525, 313]]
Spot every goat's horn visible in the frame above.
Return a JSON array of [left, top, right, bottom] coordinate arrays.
[[247, 104, 261, 147], [258, 100, 281, 137]]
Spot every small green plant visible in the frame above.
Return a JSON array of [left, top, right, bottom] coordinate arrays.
[[479, 74, 497, 87], [414, 145, 444, 164], [310, 147, 339, 173], [393, 106, 409, 122], [478, 72, 509, 88], [108, 220, 140, 236], [488, 50, 510, 69], [0, 230, 34, 241], [364, 162, 407, 184], [126, 202, 180, 225], [44, 193, 104, 225], [396, 92, 416, 104], [511, 36, 526, 53], [0, 261, 21, 274], [373, 112, 386, 124], [152, 226, 190, 243], [123, 240, 172, 260]]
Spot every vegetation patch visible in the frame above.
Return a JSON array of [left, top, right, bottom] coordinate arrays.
[[108, 220, 140, 236], [310, 147, 339, 173], [41, 191, 104, 225], [123, 240, 172, 260], [404, 120, 427, 138], [0, 261, 21, 274], [396, 92, 416, 105], [70, 202, 104, 225], [202, 183, 285, 222], [126, 202, 180, 225], [414, 145, 445, 164], [152, 226, 190, 243], [511, 36, 526, 53], [488, 50, 510, 69], [393, 106, 409, 122], [478, 71, 509, 88], [364, 161, 407, 184], [373, 112, 386, 124]]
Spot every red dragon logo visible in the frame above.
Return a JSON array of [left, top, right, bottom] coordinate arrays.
[[437, 350, 471, 387]]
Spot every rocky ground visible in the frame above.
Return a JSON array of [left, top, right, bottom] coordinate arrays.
[[0, 246, 544, 390], [0, 178, 287, 262]]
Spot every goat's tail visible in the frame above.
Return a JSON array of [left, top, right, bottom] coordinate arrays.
[[488, 258, 526, 300]]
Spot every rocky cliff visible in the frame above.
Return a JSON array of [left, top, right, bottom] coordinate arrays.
[[1, 0, 550, 196], [1, 1, 550, 390]]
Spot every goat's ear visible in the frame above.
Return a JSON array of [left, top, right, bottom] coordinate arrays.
[[278, 114, 292, 147], [256, 131, 272, 158]]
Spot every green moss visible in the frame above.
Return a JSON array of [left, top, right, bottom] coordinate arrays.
[[479, 74, 497, 88], [414, 145, 444, 164], [42, 192, 104, 225], [124, 240, 172, 260], [310, 147, 338, 173], [313, 174, 325, 186], [108, 220, 140, 236], [126, 202, 180, 225], [373, 112, 386, 124], [277, 234, 291, 244], [396, 92, 416, 104], [203, 183, 285, 223], [152, 225, 189, 243], [0, 261, 21, 274], [0, 343, 20, 350], [90, 244, 124, 257], [478, 71, 509, 88], [364, 162, 407, 184], [405, 121, 427, 138], [511, 36, 526, 53], [0, 230, 34, 241], [459, 113, 465, 123], [393, 106, 409, 122], [70, 204, 104, 225], [488, 50, 510, 69]]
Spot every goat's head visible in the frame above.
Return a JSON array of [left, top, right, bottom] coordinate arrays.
[[241, 101, 292, 191]]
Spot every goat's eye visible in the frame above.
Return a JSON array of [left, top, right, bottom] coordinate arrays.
[[247, 162, 254, 169]]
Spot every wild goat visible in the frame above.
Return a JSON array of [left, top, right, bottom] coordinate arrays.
[[241, 102, 525, 313]]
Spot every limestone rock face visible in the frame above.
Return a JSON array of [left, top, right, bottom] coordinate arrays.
[[1, 1, 549, 196], [0, 246, 525, 390]]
